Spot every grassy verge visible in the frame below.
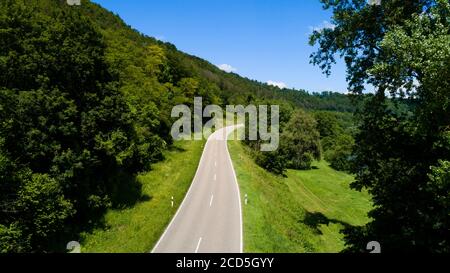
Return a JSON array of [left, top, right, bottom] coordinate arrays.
[[80, 140, 205, 253], [228, 140, 372, 253]]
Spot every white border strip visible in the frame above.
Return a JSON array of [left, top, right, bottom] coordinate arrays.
[[225, 125, 244, 253]]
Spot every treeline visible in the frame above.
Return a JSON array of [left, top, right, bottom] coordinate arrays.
[[241, 0, 450, 255], [0, 0, 221, 252], [242, 104, 355, 176], [0, 0, 166, 252], [191, 55, 355, 112], [0, 0, 354, 252]]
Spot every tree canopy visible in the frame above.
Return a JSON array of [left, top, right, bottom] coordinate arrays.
[[311, 0, 449, 252], [0, 0, 359, 252]]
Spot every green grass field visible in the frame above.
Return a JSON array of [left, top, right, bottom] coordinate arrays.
[[228, 140, 372, 253], [79, 140, 205, 253], [78, 126, 371, 253]]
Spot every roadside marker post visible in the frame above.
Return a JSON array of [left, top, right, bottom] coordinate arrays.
[[245, 194, 248, 205], [171, 196, 174, 208], [67, 241, 81, 253]]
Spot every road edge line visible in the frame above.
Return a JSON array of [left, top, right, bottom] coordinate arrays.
[[225, 125, 244, 253], [150, 134, 211, 253]]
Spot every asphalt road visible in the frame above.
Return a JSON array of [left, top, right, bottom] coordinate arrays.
[[152, 125, 243, 253]]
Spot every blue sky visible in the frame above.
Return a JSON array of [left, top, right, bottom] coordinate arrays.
[[92, 0, 349, 93]]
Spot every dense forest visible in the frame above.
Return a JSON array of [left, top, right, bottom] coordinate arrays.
[[0, 0, 354, 252], [0, 0, 448, 253]]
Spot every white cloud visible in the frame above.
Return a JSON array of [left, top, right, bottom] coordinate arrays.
[[309, 20, 336, 33], [267, 80, 288, 89], [155, 36, 167, 42], [217, 64, 237, 73]]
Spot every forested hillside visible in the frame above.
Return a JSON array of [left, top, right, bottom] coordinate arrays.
[[85, 0, 355, 112], [2, 0, 447, 254], [0, 0, 354, 252]]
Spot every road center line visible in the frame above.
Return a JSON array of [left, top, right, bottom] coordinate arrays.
[[195, 237, 202, 253], [214, 174, 216, 181], [209, 195, 214, 207]]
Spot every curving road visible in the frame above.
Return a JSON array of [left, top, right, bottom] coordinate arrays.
[[152, 125, 243, 253]]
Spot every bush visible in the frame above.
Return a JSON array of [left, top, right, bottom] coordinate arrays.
[[0, 224, 24, 253], [16, 173, 74, 250], [281, 110, 321, 170], [324, 134, 354, 172]]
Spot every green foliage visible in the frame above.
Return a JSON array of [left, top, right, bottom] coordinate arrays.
[[245, 108, 321, 175], [425, 160, 450, 245], [314, 111, 343, 141], [0, 224, 24, 253], [0, 0, 150, 252], [253, 150, 287, 176], [281, 110, 321, 170], [0, 0, 364, 253], [314, 111, 355, 172], [312, 0, 450, 252], [310, 0, 435, 94], [80, 140, 205, 253], [228, 140, 372, 253], [324, 134, 354, 172], [16, 173, 74, 249]]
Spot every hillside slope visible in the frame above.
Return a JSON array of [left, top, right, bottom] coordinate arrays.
[[64, 0, 355, 112], [228, 140, 372, 253], [0, 0, 354, 252]]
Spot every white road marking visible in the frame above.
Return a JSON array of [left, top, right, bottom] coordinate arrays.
[[151, 128, 214, 253], [151, 125, 243, 253], [225, 124, 245, 253], [214, 174, 216, 181], [215, 161, 217, 167], [195, 237, 202, 253], [209, 195, 214, 207]]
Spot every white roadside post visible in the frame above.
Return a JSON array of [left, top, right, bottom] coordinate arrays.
[[67, 241, 81, 253], [245, 194, 248, 205], [171, 196, 174, 208]]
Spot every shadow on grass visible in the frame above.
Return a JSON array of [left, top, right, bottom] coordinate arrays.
[[168, 145, 187, 153], [301, 211, 352, 235], [55, 143, 192, 252], [109, 171, 152, 210], [53, 171, 152, 253]]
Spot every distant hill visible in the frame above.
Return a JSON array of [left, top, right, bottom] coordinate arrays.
[[0, 0, 354, 252], [55, 0, 355, 112]]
